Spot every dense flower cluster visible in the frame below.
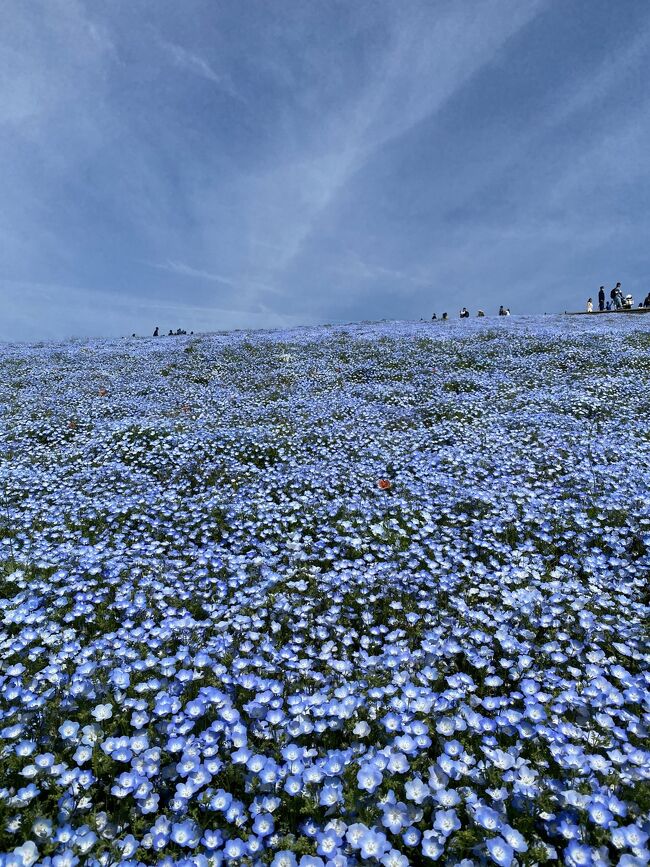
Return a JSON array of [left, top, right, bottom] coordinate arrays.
[[0, 316, 649, 867]]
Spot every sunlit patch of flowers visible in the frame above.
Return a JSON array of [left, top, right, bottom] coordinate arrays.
[[0, 317, 649, 866]]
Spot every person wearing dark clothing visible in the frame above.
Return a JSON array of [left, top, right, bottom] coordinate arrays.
[[153, 326, 159, 337], [644, 293, 650, 308], [431, 313, 437, 320], [598, 286, 605, 311]]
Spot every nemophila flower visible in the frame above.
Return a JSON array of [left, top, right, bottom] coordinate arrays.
[[253, 814, 274, 837], [91, 703, 112, 721], [381, 850, 410, 867], [223, 838, 246, 860], [623, 825, 648, 849], [587, 801, 613, 828], [421, 831, 444, 860], [474, 805, 502, 831], [319, 780, 343, 806], [501, 825, 527, 853], [346, 823, 370, 849], [402, 826, 421, 847], [433, 809, 461, 836], [353, 720, 370, 737], [271, 852, 298, 867], [436, 717, 456, 736], [10, 842, 39, 867], [435, 788, 460, 807], [486, 837, 514, 867], [564, 841, 593, 866], [72, 744, 93, 764], [316, 828, 342, 858], [210, 789, 233, 812], [284, 774, 303, 795], [357, 763, 382, 793], [404, 775, 430, 803], [382, 801, 409, 834], [201, 828, 223, 850], [52, 850, 79, 867], [171, 820, 200, 848], [360, 829, 390, 860]]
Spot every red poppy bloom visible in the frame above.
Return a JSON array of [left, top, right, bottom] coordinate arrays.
[[377, 479, 392, 490]]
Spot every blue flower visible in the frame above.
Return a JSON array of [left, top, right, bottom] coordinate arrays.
[[486, 837, 514, 867], [564, 841, 593, 866], [270, 852, 298, 867], [433, 809, 461, 836], [171, 820, 200, 847], [357, 763, 383, 793]]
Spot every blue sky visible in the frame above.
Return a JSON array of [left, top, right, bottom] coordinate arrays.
[[1, 0, 649, 340]]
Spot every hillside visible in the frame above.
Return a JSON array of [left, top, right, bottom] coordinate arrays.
[[1, 316, 649, 866]]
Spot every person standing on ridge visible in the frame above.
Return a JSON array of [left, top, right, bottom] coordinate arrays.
[[598, 286, 605, 311], [153, 326, 159, 336], [586, 298, 593, 313]]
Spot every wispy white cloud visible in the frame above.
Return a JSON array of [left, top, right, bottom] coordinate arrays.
[[160, 39, 241, 100], [151, 259, 236, 286], [243, 0, 548, 273]]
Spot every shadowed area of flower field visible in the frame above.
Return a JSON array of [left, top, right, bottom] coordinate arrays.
[[0, 316, 649, 866]]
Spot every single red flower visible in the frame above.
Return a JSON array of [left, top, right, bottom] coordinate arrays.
[[377, 479, 392, 490]]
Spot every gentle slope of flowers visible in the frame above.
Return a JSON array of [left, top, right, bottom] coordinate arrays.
[[0, 315, 649, 866]]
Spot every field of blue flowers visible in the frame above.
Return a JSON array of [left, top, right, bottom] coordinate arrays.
[[1, 316, 649, 867]]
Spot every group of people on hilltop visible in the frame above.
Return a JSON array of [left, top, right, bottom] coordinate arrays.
[[586, 284, 650, 312], [431, 306, 509, 321], [153, 326, 193, 336]]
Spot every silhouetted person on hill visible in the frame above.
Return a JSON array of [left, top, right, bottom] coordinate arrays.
[[153, 326, 159, 337], [611, 284, 623, 309], [598, 286, 605, 311]]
